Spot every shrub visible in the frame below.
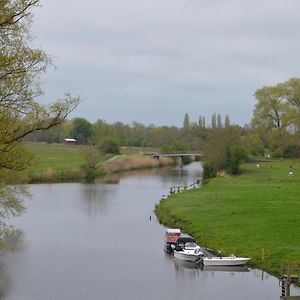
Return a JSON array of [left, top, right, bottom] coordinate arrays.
[[98, 138, 120, 154]]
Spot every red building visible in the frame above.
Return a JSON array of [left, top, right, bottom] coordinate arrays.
[[63, 138, 78, 145]]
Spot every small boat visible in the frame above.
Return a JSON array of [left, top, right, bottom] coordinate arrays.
[[164, 228, 181, 252], [202, 255, 250, 266], [173, 237, 203, 262]]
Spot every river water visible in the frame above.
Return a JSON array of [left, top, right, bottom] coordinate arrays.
[[0, 162, 299, 300]]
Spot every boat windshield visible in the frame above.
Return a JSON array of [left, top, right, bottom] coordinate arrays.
[[167, 233, 180, 237], [185, 242, 197, 248]]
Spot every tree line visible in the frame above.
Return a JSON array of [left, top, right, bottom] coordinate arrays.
[[24, 113, 233, 151], [24, 76, 300, 177]]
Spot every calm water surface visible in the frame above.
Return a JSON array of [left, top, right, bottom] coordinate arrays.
[[1, 163, 299, 300]]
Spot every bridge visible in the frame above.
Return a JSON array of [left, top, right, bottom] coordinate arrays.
[[143, 151, 202, 158]]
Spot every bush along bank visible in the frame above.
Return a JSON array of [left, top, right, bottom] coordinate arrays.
[[155, 160, 300, 276]]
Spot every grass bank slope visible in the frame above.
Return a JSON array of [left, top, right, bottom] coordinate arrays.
[[25, 143, 171, 182], [156, 160, 300, 275]]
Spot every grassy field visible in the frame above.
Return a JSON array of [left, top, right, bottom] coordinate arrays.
[[25, 143, 165, 182], [155, 159, 300, 275], [25, 143, 89, 182]]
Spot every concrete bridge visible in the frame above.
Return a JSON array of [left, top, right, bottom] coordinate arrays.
[[144, 151, 202, 159]]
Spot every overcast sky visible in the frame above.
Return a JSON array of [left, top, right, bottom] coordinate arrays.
[[31, 0, 300, 127]]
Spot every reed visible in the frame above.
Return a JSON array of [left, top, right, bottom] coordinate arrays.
[[98, 155, 174, 174]]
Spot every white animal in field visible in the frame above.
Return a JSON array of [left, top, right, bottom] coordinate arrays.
[[288, 171, 293, 176], [256, 164, 260, 168]]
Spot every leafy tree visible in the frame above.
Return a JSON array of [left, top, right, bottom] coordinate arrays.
[[69, 118, 92, 144], [228, 144, 248, 174], [282, 78, 300, 130], [98, 137, 120, 154], [0, 0, 79, 243], [252, 78, 300, 156], [253, 85, 286, 138], [203, 126, 247, 178]]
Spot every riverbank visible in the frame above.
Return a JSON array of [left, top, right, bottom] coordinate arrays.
[[25, 143, 173, 183], [155, 160, 300, 276]]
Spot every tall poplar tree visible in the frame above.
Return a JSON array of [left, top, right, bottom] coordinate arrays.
[[183, 113, 190, 132]]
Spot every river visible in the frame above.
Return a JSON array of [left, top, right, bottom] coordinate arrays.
[[0, 162, 299, 299]]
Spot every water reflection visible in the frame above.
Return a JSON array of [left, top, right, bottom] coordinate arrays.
[[0, 263, 10, 300], [2, 162, 300, 300], [81, 184, 111, 216], [103, 163, 203, 188], [3, 230, 24, 252], [0, 230, 24, 300], [202, 265, 249, 273]]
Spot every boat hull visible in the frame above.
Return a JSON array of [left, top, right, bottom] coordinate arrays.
[[164, 242, 176, 253], [174, 251, 202, 262], [202, 257, 250, 266]]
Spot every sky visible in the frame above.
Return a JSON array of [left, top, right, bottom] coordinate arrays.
[[31, 0, 300, 127]]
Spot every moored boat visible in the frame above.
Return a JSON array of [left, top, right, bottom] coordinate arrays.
[[164, 228, 181, 252], [173, 237, 203, 262], [202, 255, 250, 266]]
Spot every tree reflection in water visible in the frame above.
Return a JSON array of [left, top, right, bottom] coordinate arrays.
[[0, 229, 24, 299]]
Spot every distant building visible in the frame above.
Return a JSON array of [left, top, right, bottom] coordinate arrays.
[[63, 138, 78, 145]]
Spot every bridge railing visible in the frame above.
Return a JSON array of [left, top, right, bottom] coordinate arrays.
[[143, 151, 202, 157]]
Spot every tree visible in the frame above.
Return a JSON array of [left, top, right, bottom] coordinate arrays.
[[225, 114, 230, 127], [217, 113, 222, 128], [198, 115, 206, 129], [0, 0, 79, 167], [0, 0, 79, 243], [252, 78, 300, 156], [69, 118, 92, 144], [98, 137, 120, 154], [281, 78, 300, 130], [211, 113, 217, 128], [203, 125, 247, 178], [253, 85, 286, 137], [183, 113, 190, 132]]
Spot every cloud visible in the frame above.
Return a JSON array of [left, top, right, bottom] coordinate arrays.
[[32, 0, 300, 126]]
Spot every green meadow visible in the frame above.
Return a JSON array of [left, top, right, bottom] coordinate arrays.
[[25, 143, 89, 182], [156, 160, 300, 275], [25, 143, 161, 182]]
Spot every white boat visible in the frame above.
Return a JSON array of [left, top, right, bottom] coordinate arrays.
[[202, 255, 250, 266], [172, 237, 203, 262]]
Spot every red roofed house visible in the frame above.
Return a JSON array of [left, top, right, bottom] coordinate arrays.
[[63, 138, 78, 145]]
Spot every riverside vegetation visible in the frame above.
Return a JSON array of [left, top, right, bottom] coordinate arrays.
[[155, 160, 300, 276], [25, 143, 173, 182]]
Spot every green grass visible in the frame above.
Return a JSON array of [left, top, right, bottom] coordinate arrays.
[[25, 143, 88, 182], [26, 143, 86, 173], [155, 160, 300, 275], [25, 143, 160, 182]]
